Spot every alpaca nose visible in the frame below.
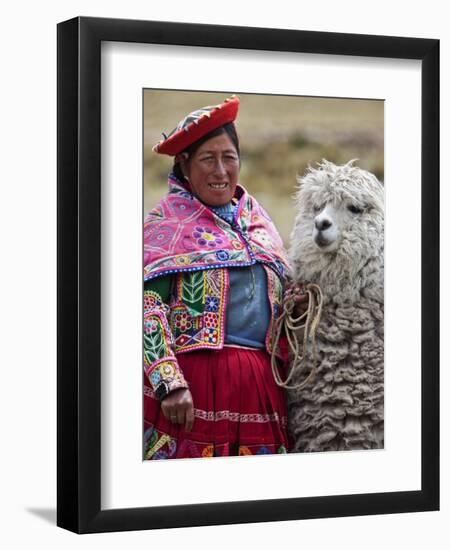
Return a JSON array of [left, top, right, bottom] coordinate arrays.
[[315, 218, 332, 231]]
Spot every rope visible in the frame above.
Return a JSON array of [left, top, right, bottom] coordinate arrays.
[[271, 282, 323, 391]]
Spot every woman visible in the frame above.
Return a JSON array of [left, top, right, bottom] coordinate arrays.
[[143, 95, 293, 459]]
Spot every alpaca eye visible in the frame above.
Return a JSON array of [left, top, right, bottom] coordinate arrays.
[[348, 204, 363, 214], [313, 203, 324, 213]]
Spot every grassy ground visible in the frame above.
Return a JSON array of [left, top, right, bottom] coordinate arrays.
[[144, 90, 384, 245]]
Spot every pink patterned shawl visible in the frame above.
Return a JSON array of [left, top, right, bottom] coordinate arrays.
[[144, 175, 291, 281]]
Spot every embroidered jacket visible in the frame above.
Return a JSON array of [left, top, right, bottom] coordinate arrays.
[[143, 175, 291, 400]]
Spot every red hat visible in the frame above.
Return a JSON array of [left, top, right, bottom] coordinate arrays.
[[152, 95, 240, 156]]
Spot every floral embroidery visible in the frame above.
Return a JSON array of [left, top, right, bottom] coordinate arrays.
[[215, 249, 230, 261], [145, 264, 284, 382], [174, 311, 192, 331], [174, 255, 191, 266], [159, 362, 176, 379], [204, 327, 219, 344], [204, 312, 218, 329], [252, 228, 272, 247], [146, 358, 188, 396], [230, 239, 244, 250], [144, 318, 158, 334], [143, 176, 291, 281], [167, 270, 227, 353], [205, 296, 219, 312], [192, 226, 224, 248], [144, 289, 165, 311], [143, 178, 292, 386], [145, 224, 175, 247], [170, 197, 196, 217], [150, 369, 161, 386], [143, 285, 190, 397]]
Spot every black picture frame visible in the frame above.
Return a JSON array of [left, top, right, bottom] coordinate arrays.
[[57, 16, 439, 534]]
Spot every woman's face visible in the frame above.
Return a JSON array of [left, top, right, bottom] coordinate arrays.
[[182, 133, 240, 207]]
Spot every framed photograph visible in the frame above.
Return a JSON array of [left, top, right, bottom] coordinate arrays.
[[57, 16, 439, 533]]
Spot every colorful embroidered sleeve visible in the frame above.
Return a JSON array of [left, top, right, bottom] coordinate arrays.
[[144, 277, 188, 400]]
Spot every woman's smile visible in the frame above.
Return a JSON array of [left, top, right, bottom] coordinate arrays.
[[209, 182, 228, 190]]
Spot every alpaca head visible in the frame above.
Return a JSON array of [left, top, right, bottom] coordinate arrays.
[[289, 160, 384, 300]]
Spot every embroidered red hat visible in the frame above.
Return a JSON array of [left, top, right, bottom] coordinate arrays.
[[152, 95, 240, 156]]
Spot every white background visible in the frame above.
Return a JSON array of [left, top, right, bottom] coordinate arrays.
[[0, 0, 447, 548]]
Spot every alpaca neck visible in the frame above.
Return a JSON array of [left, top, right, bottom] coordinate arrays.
[[296, 247, 383, 306]]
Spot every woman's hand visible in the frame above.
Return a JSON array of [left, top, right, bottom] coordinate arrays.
[[286, 282, 309, 318], [161, 388, 195, 432]]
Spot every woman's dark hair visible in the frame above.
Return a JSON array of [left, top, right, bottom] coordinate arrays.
[[172, 122, 240, 182]]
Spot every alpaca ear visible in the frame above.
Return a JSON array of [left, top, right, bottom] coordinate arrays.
[[369, 172, 384, 188]]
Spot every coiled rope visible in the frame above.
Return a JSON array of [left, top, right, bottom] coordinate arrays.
[[271, 283, 324, 390]]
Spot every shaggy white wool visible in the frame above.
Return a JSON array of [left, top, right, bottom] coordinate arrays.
[[288, 160, 384, 452]]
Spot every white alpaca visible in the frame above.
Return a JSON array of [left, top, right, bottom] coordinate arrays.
[[288, 160, 384, 452]]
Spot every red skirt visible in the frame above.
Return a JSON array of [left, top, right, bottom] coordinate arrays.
[[144, 346, 290, 459]]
